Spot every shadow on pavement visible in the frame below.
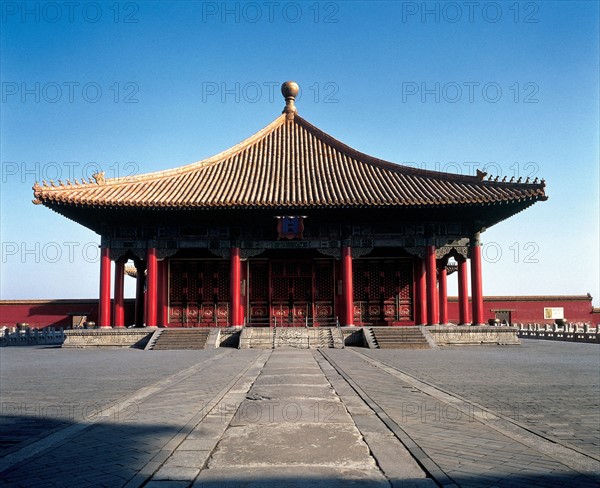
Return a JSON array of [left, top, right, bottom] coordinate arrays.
[[2, 413, 599, 487]]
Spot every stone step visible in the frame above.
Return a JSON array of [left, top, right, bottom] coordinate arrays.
[[376, 339, 424, 342], [379, 341, 427, 346], [155, 337, 210, 341], [369, 327, 431, 349], [371, 330, 423, 333], [375, 333, 426, 336], [153, 338, 210, 342], [376, 335, 425, 340], [151, 329, 211, 350]]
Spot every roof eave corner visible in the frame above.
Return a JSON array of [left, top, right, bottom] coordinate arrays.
[[32, 182, 43, 205]]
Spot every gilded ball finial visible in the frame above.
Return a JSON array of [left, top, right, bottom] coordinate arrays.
[[281, 81, 299, 115], [281, 81, 299, 99]]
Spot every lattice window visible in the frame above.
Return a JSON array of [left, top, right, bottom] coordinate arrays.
[[298, 261, 311, 276], [353, 261, 367, 299], [170, 262, 184, 303], [217, 261, 229, 301], [169, 260, 230, 304], [203, 261, 215, 303], [295, 277, 312, 301], [271, 261, 285, 276], [399, 261, 412, 299], [381, 260, 395, 301], [352, 259, 414, 323], [314, 261, 333, 300], [188, 263, 198, 304], [249, 262, 269, 301], [272, 277, 289, 301]]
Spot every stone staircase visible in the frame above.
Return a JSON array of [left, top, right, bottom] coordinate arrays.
[[149, 328, 211, 350], [315, 327, 335, 348], [363, 327, 378, 348], [368, 327, 431, 349]]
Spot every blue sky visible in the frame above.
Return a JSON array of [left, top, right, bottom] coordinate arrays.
[[1, 1, 598, 304]]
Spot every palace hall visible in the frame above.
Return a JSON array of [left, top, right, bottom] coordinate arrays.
[[32, 82, 547, 329]]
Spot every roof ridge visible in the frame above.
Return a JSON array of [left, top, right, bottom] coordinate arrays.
[[293, 116, 490, 185]]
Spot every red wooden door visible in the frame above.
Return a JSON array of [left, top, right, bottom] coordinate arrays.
[[353, 259, 413, 325], [169, 260, 229, 327], [247, 259, 335, 326], [271, 261, 312, 326]]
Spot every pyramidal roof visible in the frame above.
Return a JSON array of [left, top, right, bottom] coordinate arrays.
[[33, 82, 546, 210]]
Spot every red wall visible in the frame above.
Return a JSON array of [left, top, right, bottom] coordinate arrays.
[[448, 295, 599, 325], [1, 296, 598, 328], [0, 299, 135, 329]]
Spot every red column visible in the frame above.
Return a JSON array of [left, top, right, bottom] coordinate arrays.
[[240, 261, 247, 324], [425, 245, 439, 325], [98, 247, 112, 328], [113, 258, 125, 328], [457, 259, 470, 325], [438, 265, 448, 325], [414, 258, 427, 325], [341, 246, 354, 326], [230, 247, 242, 326], [156, 260, 163, 327], [470, 235, 485, 326], [134, 261, 145, 327], [146, 247, 158, 327]]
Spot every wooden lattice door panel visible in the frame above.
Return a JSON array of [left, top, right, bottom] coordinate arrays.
[[169, 260, 187, 324], [285, 275, 311, 325], [314, 260, 335, 324], [271, 277, 290, 301], [353, 259, 413, 324], [270, 261, 309, 325], [249, 261, 269, 323], [248, 259, 335, 325], [396, 261, 413, 321], [268, 260, 333, 326], [169, 260, 230, 326]]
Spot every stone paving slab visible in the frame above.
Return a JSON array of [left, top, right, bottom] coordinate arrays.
[[313, 351, 435, 486], [0, 350, 265, 487], [0, 347, 224, 458], [249, 383, 339, 400], [252, 373, 329, 386], [229, 398, 352, 425], [152, 349, 405, 487], [260, 366, 322, 374], [360, 340, 600, 457], [363, 432, 435, 486], [209, 423, 376, 468], [324, 348, 600, 488], [193, 466, 391, 487], [2, 342, 598, 487]]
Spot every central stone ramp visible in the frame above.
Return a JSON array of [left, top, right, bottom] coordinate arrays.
[[151, 328, 211, 350], [369, 326, 431, 349], [239, 327, 344, 349], [194, 350, 389, 487]]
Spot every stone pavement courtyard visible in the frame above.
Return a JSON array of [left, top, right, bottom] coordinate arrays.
[[0, 340, 598, 487]]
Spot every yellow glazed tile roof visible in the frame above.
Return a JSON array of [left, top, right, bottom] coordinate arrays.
[[33, 100, 546, 210]]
